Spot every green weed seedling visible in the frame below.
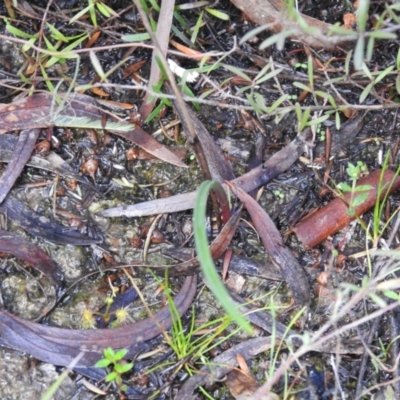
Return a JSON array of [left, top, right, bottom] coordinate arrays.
[[69, 0, 117, 27], [5, 17, 87, 81], [95, 347, 133, 393], [335, 155, 400, 245], [145, 269, 276, 400], [336, 161, 372, 217]]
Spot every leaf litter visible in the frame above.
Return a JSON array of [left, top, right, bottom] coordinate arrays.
[[1, 0, 400, 398]]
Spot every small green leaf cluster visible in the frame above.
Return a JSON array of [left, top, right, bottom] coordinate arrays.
[[5, 19, 87, 67], [5, 18, 87, 93], [337, 161, 372, 216], [273, 189, 285, 199], [95, 348, 133, 392], [69, 0, 116, 27]]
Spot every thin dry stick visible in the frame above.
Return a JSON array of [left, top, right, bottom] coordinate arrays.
[[139, 0, 175, 119], [123, 268, 173, 346], [354, 316, 382, 398], [132, 0, 197, 141], [142, 213, 163, 264], [0, 34, 228, 58]]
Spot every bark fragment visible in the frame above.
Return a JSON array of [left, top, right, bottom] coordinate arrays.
[[292, 170, 400, 249]]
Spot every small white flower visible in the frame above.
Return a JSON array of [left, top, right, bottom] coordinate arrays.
[[167, 59, 199, 83]]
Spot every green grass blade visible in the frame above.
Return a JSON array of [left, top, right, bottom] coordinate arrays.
[[193, 180, 252, 333]]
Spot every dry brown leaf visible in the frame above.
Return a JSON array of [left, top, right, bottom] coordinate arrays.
[[91, 87, 110, 97], [170, 39, 211, 61], [226, 370, 280, 399], [343, 13, 357, 30]]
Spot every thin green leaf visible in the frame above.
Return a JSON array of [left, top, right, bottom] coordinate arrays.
[[293, 81, 312, 92], [171, 25, 192, 45], [300, 107, 311, 130], [89, 2, 98, 27], [180, 82, 199, 110], [205, 8, 229, 20], [6, 24, 36, 39], [139, 0, 149, 13], [191, 10, 204, 44], [240, 23, 273, 45], [369, 31, 397, 40], [397, 48, 400, 71], [357, 0, 370, 31], [295, 11, 318, 35], [194, 181, 252, 333], [197, 62, 221, 73], [69, 4, 93, 24], [353, 35, 365, 71], [176, 1, 209, 10], [314, 90, 329, 99], [294, 102, 302, 126], [236, 84, 252, 94], [147, 0, 161, 12], [359, 82, 374, 103], [246, 94, 262, 114], [40, 64, 55, 93], [90, 50, 106, 80], [328, 94, 337, 109], [96, 2, 117, 17], [361, 62, 373, 80], [383, 290, 400, 300], [323, 76, 346, 86], [328, 23, 358, 36], [19, 73, 32, 85], [344, 50, 353, 76], [121, 32, 151, 42], [366, 36, 374, 63], [222, 64, 251, 82], [46, 23, 69, 42], [62, 33, 88, 52], [254, 63, 271, 82], [267, 94, 289, 113], [52, 115, 136, 131], [369, 292, 387, 308], [74, 84, 94, 92], [256, 68, 282, 85], [386, 4, 400, 24], [254, 92, 268, 113], [21, 36, 37, 52], [307, 55, 314, 89], [335, 111, 341, 130], [198, 88, 214, 99], [145, 99, 168, 123], [259, 30, 295, 51], [42, 35, 58, 52], [396, 74, 400, 95], [306, 113, 329, 127], [41, 353, 84, 400], [375, 65, 394, 84]]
